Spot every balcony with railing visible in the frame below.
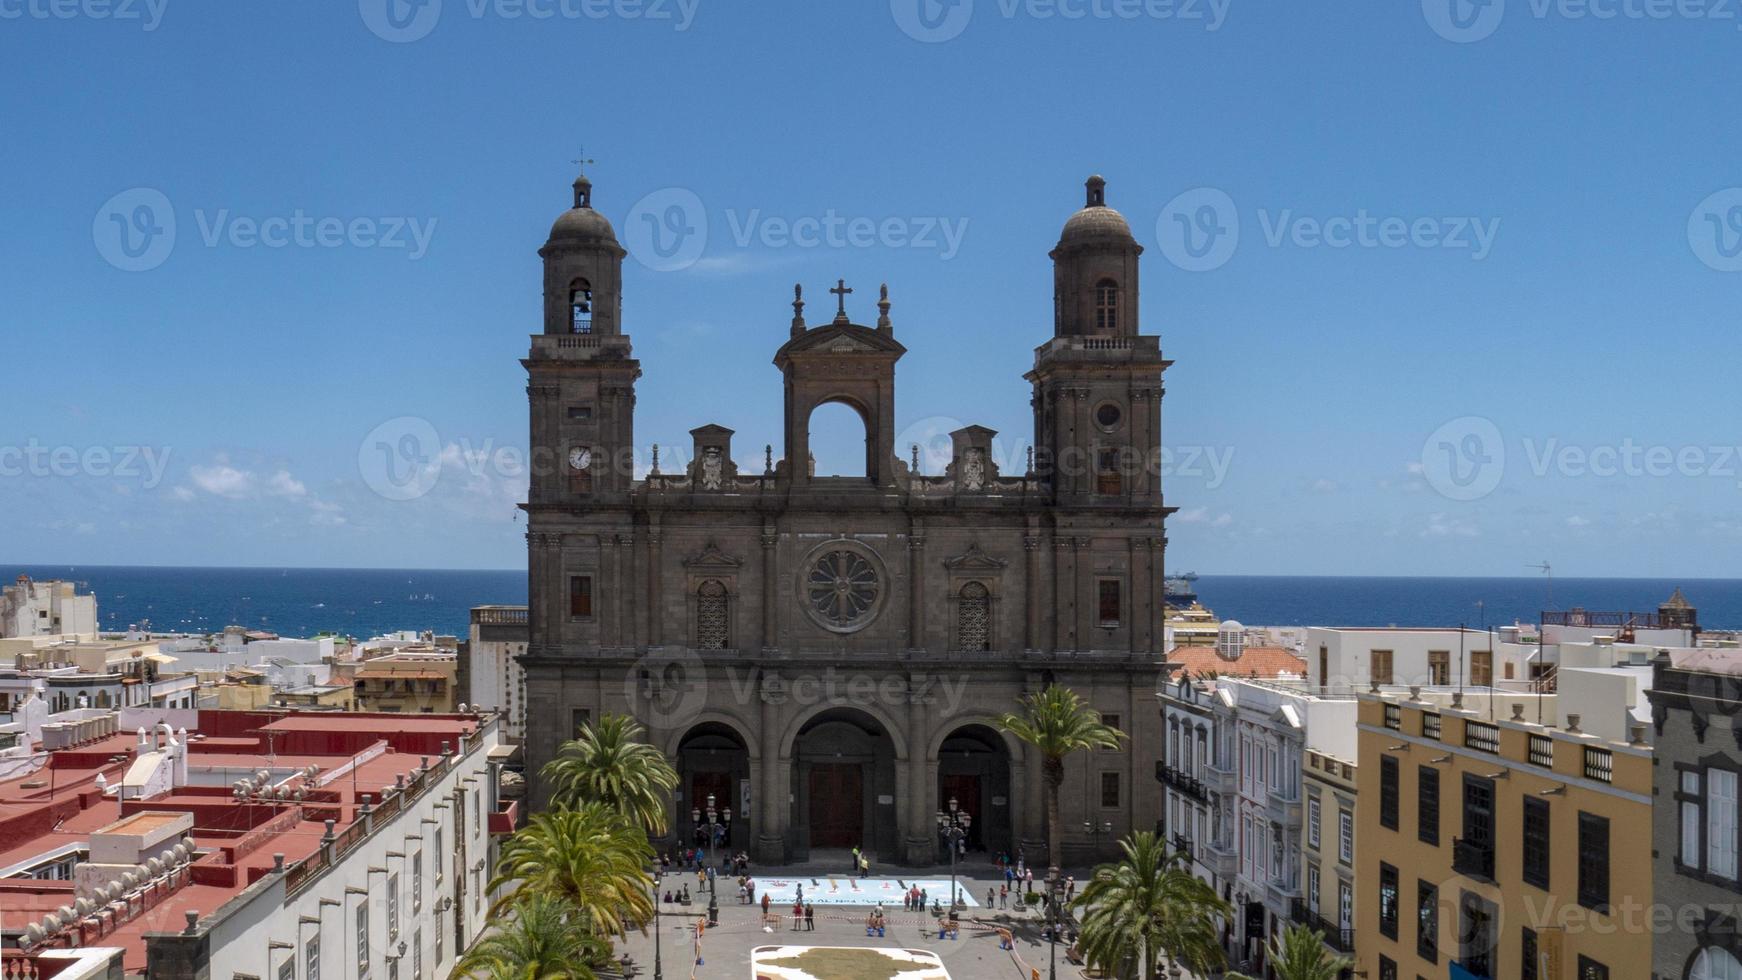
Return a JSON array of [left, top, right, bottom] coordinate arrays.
[[1287, 899, 1355, 954], [1161, 765, 1210, 804], [1452, 837, 1496, 882], [1266, 787, 1303, 826], [1202, 754, 1237, 794]]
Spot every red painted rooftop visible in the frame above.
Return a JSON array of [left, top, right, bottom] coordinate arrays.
[[0, 710, 483, 975]]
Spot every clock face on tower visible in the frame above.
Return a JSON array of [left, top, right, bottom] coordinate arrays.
[[569, 448, 592, 471]]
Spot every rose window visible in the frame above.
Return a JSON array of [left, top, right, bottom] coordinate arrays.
[[805, 549, 881, 631]]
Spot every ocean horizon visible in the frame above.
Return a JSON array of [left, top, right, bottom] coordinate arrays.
[[7, 564, 1738, 641]]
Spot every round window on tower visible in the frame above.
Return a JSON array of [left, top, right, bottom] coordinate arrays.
[[1095, 402, 1123, 431]]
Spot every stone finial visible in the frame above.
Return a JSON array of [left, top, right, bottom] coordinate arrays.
[[1511, 703, 1525, 721], [651, 444, 661, 476], [877, 283, 892, 332], [790, 283, 806, 335], [764, 444, 774, 475], [1026, 446, 1035, 475], [911, 443, 921, 475], [1566, 713, 1582, 734]]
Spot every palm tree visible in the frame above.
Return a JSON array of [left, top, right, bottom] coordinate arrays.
[[540, 713, 678, 834], [1228, 924, 1353, 980], [1074, 832, 1230, 980], [487, 803, 656, 937], [997, 684, 1126, 876], [454, 892, 608, 980]]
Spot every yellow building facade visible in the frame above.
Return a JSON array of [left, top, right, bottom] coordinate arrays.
[[1354, 693, 1652, 980]]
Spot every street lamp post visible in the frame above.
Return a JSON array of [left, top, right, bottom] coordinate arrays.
[[1046, 868, 1062, 980], [691, 794, 730, 927], [650, 871, 663, 980], [935, 797, 971, 911]]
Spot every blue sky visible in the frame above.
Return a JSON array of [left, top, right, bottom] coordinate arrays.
[[2, 0, 1740, 575]]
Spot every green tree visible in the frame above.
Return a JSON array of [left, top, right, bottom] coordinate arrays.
[[487, 803, 656, 937], [540, 713, 678, 834], [454, 892, 608, 980], [997, 685, 1126, 876], [1228, 924, 1354, 980], [1073, 832, 1230, 980]]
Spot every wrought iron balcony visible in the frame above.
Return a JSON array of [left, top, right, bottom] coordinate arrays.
[[1287, 899, 1355, 954], [1452, 837, 1496, 882], [1160, 765, 1211, 804], [1170, 833, 1194, 859]]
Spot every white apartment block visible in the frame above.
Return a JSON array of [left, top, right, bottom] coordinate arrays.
[[466, 607, 527, 743], [1, 576, 97, 639]]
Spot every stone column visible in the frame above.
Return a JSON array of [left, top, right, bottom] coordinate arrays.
[[1076, 537, 1093, 652], [1053, 537, 1071, 652], [646, 524, 663, 646], [903, 676, 932, 864], [907, 523, 926, 649], [757, 675, 784, 863], [761, 526, 778, 650], [1023, 534, 1041, 652], [1129, 536, 1145, 655]]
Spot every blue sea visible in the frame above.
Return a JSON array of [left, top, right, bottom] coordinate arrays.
[[6, 566, 1740, 638]]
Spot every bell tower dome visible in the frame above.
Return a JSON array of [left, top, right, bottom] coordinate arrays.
[[540, 169, 626, 337], [1050, 174, 1142, 338]]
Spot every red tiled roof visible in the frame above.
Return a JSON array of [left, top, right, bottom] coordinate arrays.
[[1164, 645, 1307, 679]]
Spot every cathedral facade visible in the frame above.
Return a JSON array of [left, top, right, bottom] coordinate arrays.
[[520, 172, 1172, 867]]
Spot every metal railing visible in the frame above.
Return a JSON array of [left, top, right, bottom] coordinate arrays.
[[1287, 899, 1355, 953], [1452, 837, 1495, 881]]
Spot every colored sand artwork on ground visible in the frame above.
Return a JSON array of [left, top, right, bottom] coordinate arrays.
[[752, 945, 950, 980]]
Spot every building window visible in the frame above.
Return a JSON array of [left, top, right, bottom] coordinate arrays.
[[1377, 955, 1396, 980], [1459, 892, 1497, 977], [1383, 703, 1401, 730], [1528, 733, 1554, 768], [1711, 768, 1739, 880], [1096, 450, 1122, 495], [566, 404, 593, 421], [957, 582, 991, 651], [1378, 862, 1399, 939], [1464, 720, 1499, 754], [1523, 795, 1551, 889], [1338, 808, 1354, 864], [1583, 747, 1613, 783], [1416, 879, 1438, 963], [412, 851, 423, 912], [1577, 955, 1609, 980], [1306, 862, 1320, 914], [1577, 811, 1610, 913], [1428, 650, 1450, 685], [356, 904, 369, 977], [387, 873, 400, 937], [413, 929, 422, 980], [1097, 580, 1121, 627], [1093, 278, 1118, 331], [570, 279, 593, 334], [1418, 765, 1440, 846], [1371, 650, 1394, 686], [432, 828, 442, 879], [1307, 795, 1321, 849], [1470, 650, 1493, 686], [1522, 926, 1540, 980], [1379, 756, 1399, 831], [569, 576, 593, 619], [1682, 769, 1705, 869], [1100, 772, 1120, 808], [1459, 774, 1496, 880], [305, 934, 320, 980], [696, 580, 730, 650], [279, 956, 296, 980], [434, 926, 442, 970], [1422, 712, 1442, 740]]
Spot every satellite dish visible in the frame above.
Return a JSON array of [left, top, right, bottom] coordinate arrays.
[[145, 857, 163, 877], [41, 913, 61, 933], [105, 881, 124, 902], [55, 905, 74, 923], [74, 898, 92, 917], [24, 923, 44, 946]]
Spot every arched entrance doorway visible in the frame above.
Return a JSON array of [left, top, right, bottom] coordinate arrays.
[[675, 722, 751, 854], [935, 724, 1013, 860], [790, 708, 898, 861]]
